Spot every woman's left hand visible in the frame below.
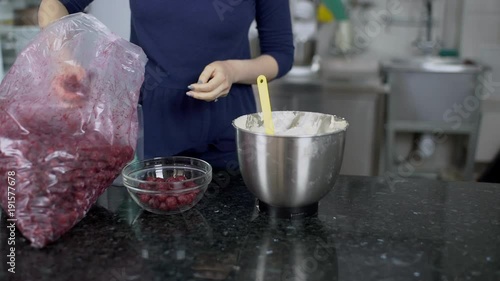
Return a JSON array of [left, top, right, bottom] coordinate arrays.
[[187, 61, 236, 102]]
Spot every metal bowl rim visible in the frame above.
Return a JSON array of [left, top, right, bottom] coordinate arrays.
[[232, 111, 349, 138]]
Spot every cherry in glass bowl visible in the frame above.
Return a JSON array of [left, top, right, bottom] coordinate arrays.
[[122, 157, 212, 215]]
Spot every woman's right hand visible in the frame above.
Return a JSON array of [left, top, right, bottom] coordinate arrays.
[[38, 0, 69, 28]]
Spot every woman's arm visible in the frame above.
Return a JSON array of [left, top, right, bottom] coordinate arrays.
[[251, 0, 295, 80], [199, 55, 280, 86], [188, 0, 294, 101]]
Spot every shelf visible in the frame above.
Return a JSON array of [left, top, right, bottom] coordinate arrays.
[[386, 120, 479, 134]]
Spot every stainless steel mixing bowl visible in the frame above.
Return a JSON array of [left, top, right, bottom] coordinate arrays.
[[233, 111, 348, 208]]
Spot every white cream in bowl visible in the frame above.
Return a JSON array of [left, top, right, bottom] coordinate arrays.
[[233, 111, 348, 137]]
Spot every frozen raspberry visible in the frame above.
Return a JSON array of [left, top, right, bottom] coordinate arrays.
[[166, 196, 178, 210]]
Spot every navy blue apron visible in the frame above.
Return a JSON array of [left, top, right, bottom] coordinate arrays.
[[139, 82, 256, 171]]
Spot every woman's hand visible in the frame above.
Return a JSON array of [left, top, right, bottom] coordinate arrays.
[[186, 55, 280, 102], [39, 0, 69, 28], [186, 61, 236, 102]]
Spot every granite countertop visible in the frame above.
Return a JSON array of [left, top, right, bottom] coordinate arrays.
[[1, 175, 500, 281]]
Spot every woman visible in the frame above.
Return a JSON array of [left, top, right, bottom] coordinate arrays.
[[38, 0, 294, 174]]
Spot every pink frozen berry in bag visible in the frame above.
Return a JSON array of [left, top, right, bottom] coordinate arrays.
[[0, 13, 148, 248]]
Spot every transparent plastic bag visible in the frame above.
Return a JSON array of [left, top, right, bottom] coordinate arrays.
[[0, 13, 147, 247]]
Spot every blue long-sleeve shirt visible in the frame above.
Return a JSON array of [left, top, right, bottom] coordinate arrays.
[[59, 0, 294, 89], [60, 0, 294, 167]]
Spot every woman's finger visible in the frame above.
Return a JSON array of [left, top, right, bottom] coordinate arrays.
[[187, 83, 228, 102], [197, 65, 215, 84], [190, 73, 224, 92]]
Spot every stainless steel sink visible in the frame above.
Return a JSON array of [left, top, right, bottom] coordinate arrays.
[[379, 56, 485, 122], [380, 56, 484, 74], [380, 56, 486, 180]]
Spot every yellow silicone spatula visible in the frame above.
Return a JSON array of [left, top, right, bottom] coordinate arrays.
[[257, 75, 275, 135]]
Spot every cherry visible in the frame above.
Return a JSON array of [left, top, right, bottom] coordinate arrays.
[[137, 175, 202, 211], [166, 196, 178, 210], [0, 112, 135, 248]]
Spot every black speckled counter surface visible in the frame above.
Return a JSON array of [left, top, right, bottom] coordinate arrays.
[[1, 175, 499, 281]]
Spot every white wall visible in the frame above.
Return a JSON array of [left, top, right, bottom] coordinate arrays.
[[460, 0, 500, 82], [459, 0, 500, 163], [460, 0, 500, 60], [347, 0, 446, 59], [88, 0, 131, 40]]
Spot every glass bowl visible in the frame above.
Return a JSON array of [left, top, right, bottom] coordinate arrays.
[[122, 157, 212, 215]]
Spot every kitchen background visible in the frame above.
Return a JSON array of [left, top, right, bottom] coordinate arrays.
[[0, 0, 499, 181]]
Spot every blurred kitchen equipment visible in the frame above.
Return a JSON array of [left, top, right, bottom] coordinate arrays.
[[380, 56, 485, 180], [290, 0, 318, 67], [256, 75, 275, 135], [0, 25, 40, 72], [323, 0, 349, 21], [9, 0, 26, 10], [0, 1, 40, 73], [294, 37, 317, 66], [319, 0, 357, 57], [332, 20, 353, 55], [0, 1, 14, 25], [439, 0, 462, 56], [0, 1, 14, 72], [317, 1, 334, 23], [14, 6, 38, 26], [413, 0, 440, 55], [0, 37, 4, 80], [233, 111, 348, 218]]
